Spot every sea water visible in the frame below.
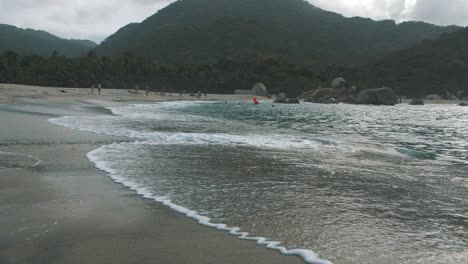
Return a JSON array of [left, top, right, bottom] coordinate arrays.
[[50, 101, 468, 264]]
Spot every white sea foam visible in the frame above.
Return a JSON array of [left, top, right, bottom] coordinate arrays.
[[49, 114, 350, 153], [86, 146, 332, 264], [0, 151, 42, 167]]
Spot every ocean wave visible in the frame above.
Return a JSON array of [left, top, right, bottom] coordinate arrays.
[[0, 151, 42, 170], [86, 145, 331, 264]]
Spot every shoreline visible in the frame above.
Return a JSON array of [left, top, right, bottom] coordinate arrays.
[[0, 94, 305, 264], [0, 83, 257, 105], [1, 83, 465, 106]]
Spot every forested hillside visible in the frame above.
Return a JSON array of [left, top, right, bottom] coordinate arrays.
[[96, 0, 458, 66], [324, 28, 468, 97], [2, 28, 468, 98], [0, 24, 97, 57]]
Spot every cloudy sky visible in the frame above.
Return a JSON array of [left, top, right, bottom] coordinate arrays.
[[1, 0, 467, 43]]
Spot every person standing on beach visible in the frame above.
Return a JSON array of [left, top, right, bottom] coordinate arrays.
[[90, 84, 95, 95], [146, 85, 150, 96], [135, 84, 140, 94], [98, 84, 102, 95]]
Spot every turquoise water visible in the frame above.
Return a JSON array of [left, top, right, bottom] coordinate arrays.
[[50, 101, 468, 264]]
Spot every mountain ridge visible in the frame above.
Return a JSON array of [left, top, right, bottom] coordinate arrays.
[[96, 0, 460, 66], [0, 24, 97, 57], [323, 27, 468, 97]]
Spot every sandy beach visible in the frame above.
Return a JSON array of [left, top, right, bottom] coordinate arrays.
[[0, 83, 258, 104], [0, 83, 303, 264]]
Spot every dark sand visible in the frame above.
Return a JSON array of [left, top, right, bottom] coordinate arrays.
[[0, 102, 304, 264]]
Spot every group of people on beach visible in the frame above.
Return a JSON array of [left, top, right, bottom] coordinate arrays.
[[179, 90, 208, 98], [131, 83, 174, 97], [90, 83, 208, 98], [90, 84, 102, 95]]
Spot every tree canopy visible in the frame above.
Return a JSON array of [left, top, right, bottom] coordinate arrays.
[[96, 0, 459, 66], [0, 24, 97, 57]]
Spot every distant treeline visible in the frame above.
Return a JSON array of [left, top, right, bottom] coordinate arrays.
[[1, 47, 468, 98], [0, 50, 327, 96]]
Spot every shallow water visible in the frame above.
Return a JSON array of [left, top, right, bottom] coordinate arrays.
[[50, 101, 468, 264]]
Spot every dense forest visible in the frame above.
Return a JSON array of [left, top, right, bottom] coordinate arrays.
[[96, 0, 459, 66], [323, 28, 468, 97], [0, 24, 97, 57], [2, 23, 467, 99], [0, 51, 324, 96]]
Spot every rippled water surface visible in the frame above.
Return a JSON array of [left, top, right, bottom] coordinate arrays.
[[50, 102, 468, 264]]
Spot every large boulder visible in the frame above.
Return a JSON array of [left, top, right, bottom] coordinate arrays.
[[305, 87, 356, 104], [273, 93, 300, 104], [305, 88, 339, 104], [252, 83, 268, 96], [298, 89, 317, 100], [331, 77, 347, 89], [459, 102, 468, 106], [284, 98, 300, 104], [409, 99, 425, 105], [445, 90, 459, 100], [425, 94, 442, 100], [273, 93, 288, 103], [356, 87, 398, 106]]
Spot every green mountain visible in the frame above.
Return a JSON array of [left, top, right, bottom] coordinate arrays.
[[96, 0, 459, 66], [0, 24, 97, 57], [327, 27, 468, 97]]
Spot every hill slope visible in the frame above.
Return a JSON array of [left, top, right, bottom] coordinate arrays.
[[0, 24, 97, 57], [327, 28, 468, 97], [96, 0, 459, 65]]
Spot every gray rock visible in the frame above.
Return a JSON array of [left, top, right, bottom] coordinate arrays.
[[284, 98, 300, 104], [331, 77, 347, 89], [273, 93, 300, 104], [304, 88, 355, 104], [298, 89, 316, 100], [252, 83, 268, 96], [425, 94, 442, 100], [445, 90, 459, 100], [459, 102, 468, 106], [409, 99, 425, 105], [350, 85, 358, 92], [356, 87, 397, 106], [273, 93, 288, 103]]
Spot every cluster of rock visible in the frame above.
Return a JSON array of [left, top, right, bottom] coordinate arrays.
[[252, 83, 268, 96], [235, 83, 269, 96], [300, 77, 398, 106], [409, 99, 425, 105], [267, 78, 466, 107], [425, 94, 442, 101], [424, 91, 468, 106], [273, 93, 300, 104], [426, 91, 468, 101]]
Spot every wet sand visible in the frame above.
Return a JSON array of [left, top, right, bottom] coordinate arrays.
[[0, 83, 256, 104], [0, 92, 303, 264]]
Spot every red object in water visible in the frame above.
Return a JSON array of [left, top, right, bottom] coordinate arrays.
[[253, 97, 259, 105]]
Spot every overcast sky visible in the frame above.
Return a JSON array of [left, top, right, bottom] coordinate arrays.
[[1, 0, 467, 43]]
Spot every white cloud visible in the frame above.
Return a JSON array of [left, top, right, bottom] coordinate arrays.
[[308, 0, 468, 26], [0, 0, 467, 43], [0, 0, 174, 42]]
